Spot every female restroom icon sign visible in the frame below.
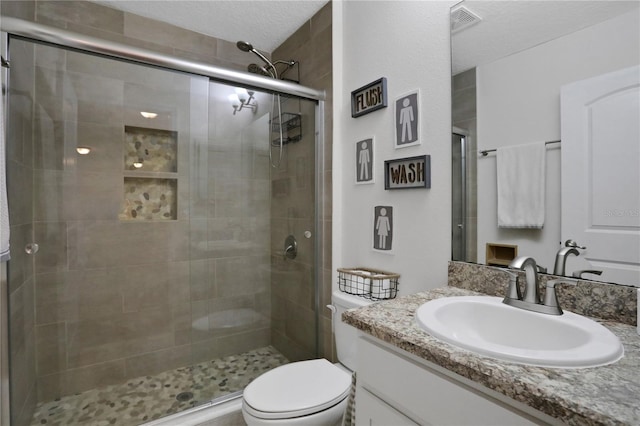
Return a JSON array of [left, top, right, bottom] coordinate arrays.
[[373, 206, 393, 251]]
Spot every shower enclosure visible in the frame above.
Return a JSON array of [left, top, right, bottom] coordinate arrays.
[[3, 19, 324, 426]]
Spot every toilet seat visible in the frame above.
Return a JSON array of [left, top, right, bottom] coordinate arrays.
[[243, 359, 352, 420]]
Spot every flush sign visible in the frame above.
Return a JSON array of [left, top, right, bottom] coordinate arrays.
[[351, 77, 387, 118]]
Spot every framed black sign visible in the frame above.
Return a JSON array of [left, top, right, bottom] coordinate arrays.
[[351, 77, 387, 118], [384, 155, 430, 190]]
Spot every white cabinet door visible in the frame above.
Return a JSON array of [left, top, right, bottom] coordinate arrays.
[[561, 65, 640, 286], [357, 337, 545, 425], [356, 388, 419, 426]]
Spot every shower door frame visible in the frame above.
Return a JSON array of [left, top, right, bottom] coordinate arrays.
[[0, 16, 326, 424], [0, 18, 324, 102]]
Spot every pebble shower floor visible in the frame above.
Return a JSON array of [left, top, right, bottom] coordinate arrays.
[[30, 346, 288, 425]]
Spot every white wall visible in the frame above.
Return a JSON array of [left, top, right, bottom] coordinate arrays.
[[476, 9, 640, 271], [333, 1, 455, 296]]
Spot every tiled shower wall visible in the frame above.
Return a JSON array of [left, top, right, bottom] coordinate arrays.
[[1, 1, 334, 425], [270, 2, 334, 362]]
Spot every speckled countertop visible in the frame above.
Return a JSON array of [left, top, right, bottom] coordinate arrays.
[[343, 286, 640, 426]]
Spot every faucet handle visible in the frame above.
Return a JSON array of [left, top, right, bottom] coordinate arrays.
[[503, 269, 521, 300], [543, 279, 578, 314], [572, 269, 603, 279], [565, 239, 586, 250], [486, 266, 522, 300]]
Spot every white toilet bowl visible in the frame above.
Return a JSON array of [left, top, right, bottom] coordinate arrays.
[[242, 359, 352, 426], [242, 291, 371, 426]]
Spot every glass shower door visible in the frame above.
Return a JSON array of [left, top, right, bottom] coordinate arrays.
[[6, 37, 213, 425], [6, 35, 320, 426]]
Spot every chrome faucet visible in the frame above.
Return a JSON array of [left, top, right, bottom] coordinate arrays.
[[553, 239, 585, 276], [504, 256, 577, 315], [509, 256, 540, 304]]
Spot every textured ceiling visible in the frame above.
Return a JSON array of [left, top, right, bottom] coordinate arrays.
[[91, 0, 329, 53], [452, 1, 640, 75], [90, 1, 639, 72]]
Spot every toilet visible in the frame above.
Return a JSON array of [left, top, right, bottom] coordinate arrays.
[[241, 290, 372, 426]]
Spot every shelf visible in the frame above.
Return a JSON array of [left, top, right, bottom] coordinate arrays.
[[123, 171, 178, 180], [271, 112, 301, 131], [486, 243, 518, 267], [271, 112, 302, 146]]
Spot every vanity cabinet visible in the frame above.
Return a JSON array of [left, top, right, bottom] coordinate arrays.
[[356, 336, 560, 426], [357, 388, 418, 426]]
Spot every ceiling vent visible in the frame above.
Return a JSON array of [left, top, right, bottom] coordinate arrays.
[[451, 5, 482, 34]]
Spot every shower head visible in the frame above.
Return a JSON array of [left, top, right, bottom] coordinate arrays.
[[236, 41, 253, 52], [248, 63, 273, 77], [236, 40, 278, 78]]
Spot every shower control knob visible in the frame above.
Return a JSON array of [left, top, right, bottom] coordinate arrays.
[[304, 231, 312, 239], [283, 235, 297, 260]]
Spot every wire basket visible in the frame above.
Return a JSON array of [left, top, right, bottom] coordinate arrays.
[[337, 267, 400, 300]]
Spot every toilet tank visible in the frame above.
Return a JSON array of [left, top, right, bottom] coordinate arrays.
[[331, 290, 373, 371]]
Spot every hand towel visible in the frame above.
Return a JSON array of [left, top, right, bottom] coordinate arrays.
[[0, 95, 9, 261], [497, 142, 546, 228], [341, 372, 356, 426]]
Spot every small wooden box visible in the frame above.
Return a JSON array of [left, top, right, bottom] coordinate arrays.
[[486, 243, 518, 267]]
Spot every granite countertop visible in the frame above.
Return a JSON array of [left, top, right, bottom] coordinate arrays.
[[343, 287, 640, 426]]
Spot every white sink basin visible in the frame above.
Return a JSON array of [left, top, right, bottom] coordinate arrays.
[[415, 296, 624, 368]]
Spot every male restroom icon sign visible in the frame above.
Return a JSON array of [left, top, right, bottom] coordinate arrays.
[[399, 98, 414, 142], [395, 91, 419, 147], [356, 138, 373, 184]]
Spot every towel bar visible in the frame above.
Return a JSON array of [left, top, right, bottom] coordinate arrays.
[[479, 140, 561, 157]]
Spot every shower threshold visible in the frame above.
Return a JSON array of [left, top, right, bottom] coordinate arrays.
[[30, 346, 288, 426]]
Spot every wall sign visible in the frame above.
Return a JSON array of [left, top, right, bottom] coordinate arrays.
[[355, 138, 374, 184], [351, 78, 387, 118], [394, 89, 420, 148], [384, 155, 430, 190], [373, 205, 393, 252]]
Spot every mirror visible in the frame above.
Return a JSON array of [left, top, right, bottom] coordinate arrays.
[[451, 1, 640, 286]]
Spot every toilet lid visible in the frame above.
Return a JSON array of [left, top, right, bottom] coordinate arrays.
[[243, 359, 352, 419]]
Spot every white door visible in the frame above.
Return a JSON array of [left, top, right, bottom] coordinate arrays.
[[561, 65, 640, 287]]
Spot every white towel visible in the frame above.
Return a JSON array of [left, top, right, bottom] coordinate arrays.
[[0, 94, 9, 261], [497, 142, 546, 228], [341, 372, 356, 426]]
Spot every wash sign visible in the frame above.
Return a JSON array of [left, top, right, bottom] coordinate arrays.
[[384, 155, 431, 190]]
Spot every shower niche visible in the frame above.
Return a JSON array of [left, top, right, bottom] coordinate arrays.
[[119, 126, 178, 220], [124, 126, 178, 172]]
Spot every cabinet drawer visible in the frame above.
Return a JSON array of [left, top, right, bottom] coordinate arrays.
[[357, 337, 542, 425]]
